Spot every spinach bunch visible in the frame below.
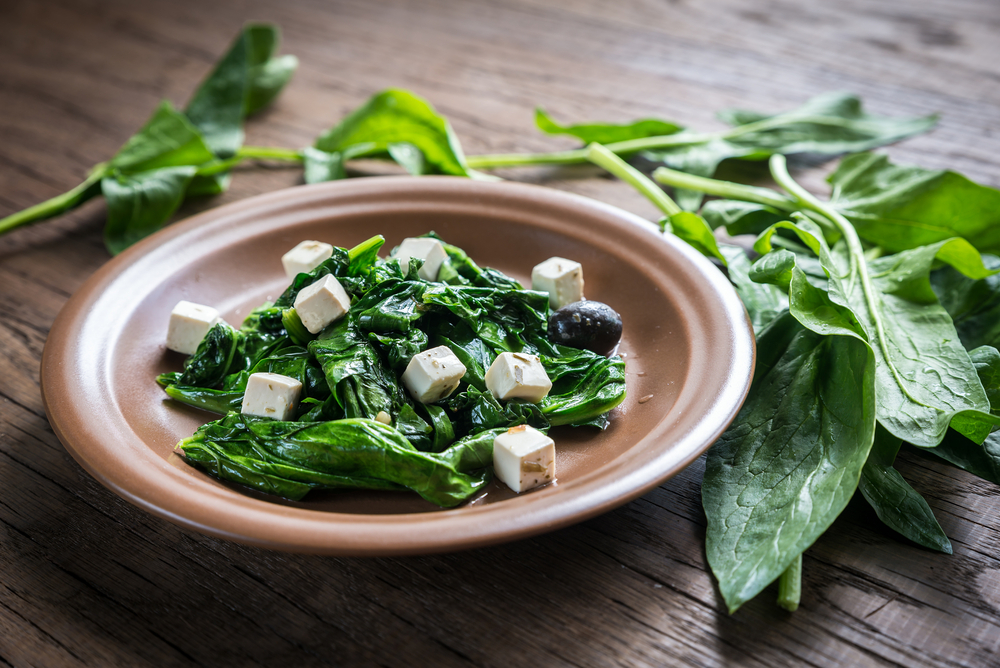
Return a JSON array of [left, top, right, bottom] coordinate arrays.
[[467, 91, 937, 211], [3, 29, 938, 260], [597, 144, 1000, 612], [162, 235, 626, 506], [0, 24, 298, 254]]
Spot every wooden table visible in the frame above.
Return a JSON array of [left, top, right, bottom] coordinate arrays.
[[2, 0, 999, 665]]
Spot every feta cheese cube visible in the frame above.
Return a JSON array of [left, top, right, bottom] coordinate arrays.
[[485, 352, 552, 403], [493, 425, 556, 493], [391, 237, 448, 281], [282, 240, 334, 278], [402, 345, 467, 403], [293, 274, 351, 334], [531, 257, 584, 309], [166, 300, 224, 355], [241, 372, 302, 421]]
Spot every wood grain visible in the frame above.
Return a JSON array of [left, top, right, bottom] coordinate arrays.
[[1, 0, 999, 665]]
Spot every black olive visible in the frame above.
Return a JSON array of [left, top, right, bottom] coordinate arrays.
[[547, 300, 623, 355]]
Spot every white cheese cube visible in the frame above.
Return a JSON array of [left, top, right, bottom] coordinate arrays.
[[391, 237, 448, 281], [293, 274, 351, 334], [493, 425, 556, 493], [485, 352, 552, 403], [241, 372, 302, 421], [531, 257, 584, 309], [402, 345, 467, 403], [282, 240, 334, 278], [166, 300, 224, 355]]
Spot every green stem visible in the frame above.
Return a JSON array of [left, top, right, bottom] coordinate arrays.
[[237, 145, 304, 162], [0, 164, 109, 235], [466, 132, 714, 170], [465, 112, 845, 170], [652, 166, 796, 210], [586, 143, 681, 217], [777, 553, 802, 612], [652, 165, 840, 238], [195, 146, 305, 177], [770, 154, 906, 400]]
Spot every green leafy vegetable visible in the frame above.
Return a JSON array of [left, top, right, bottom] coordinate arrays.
[[703, 311, 876, 613], [752, 160, 995, 448], [858, 425, 952, 553], [828, 153, 1000, 254], [719, 245, 788, 335], [308, 89, 481, 182], [0, 25, 296, 253], [535, 108, 682, 144], [932, 254, 1000, 350], [472, 92, 936, 211], [163, 234, 625, 506], [180, 415, 490, 507], [101, 166, 198, 254]]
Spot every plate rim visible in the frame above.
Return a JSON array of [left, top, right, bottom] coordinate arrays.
[[41, 176, 754, 555]]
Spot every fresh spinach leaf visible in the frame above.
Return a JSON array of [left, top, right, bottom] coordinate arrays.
[[310, 89, 479, 181], [186, 24, 298, 158], [109, 102, 216, 174], [755, 163, 996, 448], [703, 311, 876, 613], [969, 345, 1000, 412], [185, 28, 250, 159], [858, 425, 952, 553], [932, 430, 1000, 487], [101, 165, 198, 254], [661, 211, 726, 264], [701, 200, 786, 236], [719, 244, 787, 335], [828, 153, 1000, 254], [932, 254, 1000, 350], [535, 107, 682, 144], [243, 24, 298, 115], [644, 92, 936, 210]]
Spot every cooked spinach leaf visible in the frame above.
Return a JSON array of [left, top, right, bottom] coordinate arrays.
[[179, 414, 490, 506]]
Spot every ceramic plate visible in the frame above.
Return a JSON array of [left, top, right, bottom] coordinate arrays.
[[41, 176, 753, 555]]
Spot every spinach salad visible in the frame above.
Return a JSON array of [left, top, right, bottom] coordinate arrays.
[[157, 234, 627, 507]]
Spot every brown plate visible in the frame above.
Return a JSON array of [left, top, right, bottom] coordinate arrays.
[[41, 176, 754, 555]]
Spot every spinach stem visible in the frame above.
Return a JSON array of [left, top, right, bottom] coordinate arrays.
[[770, 154, 909, 401], [652, 164, 840, 238], [0, 164, 108, 235], [237, 145, 304, 162], [467, 133, 713, 169], [777, 554, 802, 612], [586, 143, 681, 218], [196, 146, 305, 176], [652, 166, 795, 210], [465, 114, 847, 170]]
